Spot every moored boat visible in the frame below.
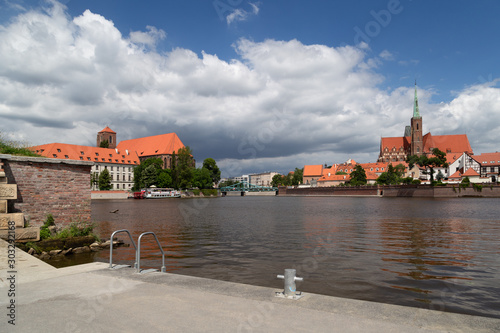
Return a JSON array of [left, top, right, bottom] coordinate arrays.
[[144, 187, 181, 199]]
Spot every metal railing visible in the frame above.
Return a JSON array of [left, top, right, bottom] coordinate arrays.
[[136, 232, 166, 274], [109, 229, 137, 269]]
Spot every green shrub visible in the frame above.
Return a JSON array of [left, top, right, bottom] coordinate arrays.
[[472, 183, 483, 192]]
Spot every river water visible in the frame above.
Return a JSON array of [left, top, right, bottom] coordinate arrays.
[[54, 196, 500, 318]]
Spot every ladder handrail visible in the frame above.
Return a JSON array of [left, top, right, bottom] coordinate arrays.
[[136, 232, 166, 273], [109, 229, 137, 269]]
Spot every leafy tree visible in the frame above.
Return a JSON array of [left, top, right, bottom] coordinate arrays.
[[98, 168, 112, 190], [336, 171, 348, 175], [407, 148, 449, 184], [132, 158, 164, 190], [291, 168, 303, 185], [193, 167, 212, 189], [436, 170, 445, 182], [141, 165, 158, 188], [349, 165, 367, 186], [272, 174, 285, 187], [99, 140, 109, 148], [202, 158, 221, 186], [376, 164, 406, 185], [157, 169, 173, 188], [175, 146, 194, 189]]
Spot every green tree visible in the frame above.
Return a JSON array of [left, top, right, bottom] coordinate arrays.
[[132, 158, 164, 190], [291, 168, 303, 185], [176, 146, 195, 189], [202, 158, 221, 186], [349, 165, 367, 186], [141, 164, 158, 188], [407, 148, 448, 184], [376, 164, 405, 185], [193, 167, 212, 189], [99, 140, 109, 148], [98, 168, 112, 190], [272, 174, 285, 187], [157, 169, 173, 188]]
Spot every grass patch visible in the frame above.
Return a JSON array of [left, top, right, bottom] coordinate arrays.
[[0, 134, 40, 157]]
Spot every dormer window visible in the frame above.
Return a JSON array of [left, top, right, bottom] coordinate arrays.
[[57, 149, 61, 153]]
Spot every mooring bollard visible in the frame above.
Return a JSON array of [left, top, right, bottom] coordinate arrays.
[[276, 268, 304, 299]]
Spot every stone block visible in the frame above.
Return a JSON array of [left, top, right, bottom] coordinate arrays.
[[0, 200, 6, 214], [0, 213, 25, 229], [0, 226, 40, 242], [0, 184, 17, 200]]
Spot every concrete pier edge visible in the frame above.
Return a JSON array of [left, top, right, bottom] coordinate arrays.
[[1, 239, 499, 332]]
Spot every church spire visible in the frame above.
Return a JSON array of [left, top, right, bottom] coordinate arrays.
[[413, 80, 420, 118]]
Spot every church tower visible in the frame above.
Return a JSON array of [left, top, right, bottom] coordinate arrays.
[[410, 82, 423, 156], [97, 126, 116, 149]]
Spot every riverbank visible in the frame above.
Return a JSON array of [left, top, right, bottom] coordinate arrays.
[[1, 239, 499, 332], [277, 184, 500, 197]]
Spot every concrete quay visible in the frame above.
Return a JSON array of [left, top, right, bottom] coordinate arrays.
[[1, 239, 499, 332]]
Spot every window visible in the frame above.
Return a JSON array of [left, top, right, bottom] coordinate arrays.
[[64, 155, 69, 159], [109, 154, 112, 157], [95, 158, 98, 161], [53, 154, 57, 158], [57, 149, 61, 153], [79, 157, 83, 160], [110, 166, 113, 171], [87, 157, 91, 161], [95, 152, 99, 156]]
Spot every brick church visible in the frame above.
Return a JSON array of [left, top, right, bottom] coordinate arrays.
[[378, 83, 473, 162]]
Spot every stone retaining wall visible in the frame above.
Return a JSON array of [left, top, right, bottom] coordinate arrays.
[[278, 184, 500, 198], [278, 186, 379, 196], [0, 154, 92, 228]]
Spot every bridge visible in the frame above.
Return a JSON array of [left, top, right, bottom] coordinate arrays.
[[219, 181, 278, 194]]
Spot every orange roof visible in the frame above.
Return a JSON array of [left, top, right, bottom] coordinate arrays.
[[318, 173, 350, 182], [423, 133, 472, 155], [472, 152, 500, 166], [303, 165, 323, 177], [30, 143, 140, 165], [99, 126, 116, 134], [462, 168, 479, 177], [449, 170, 462, 179], [117, 133, 185, 157], [380, 136, 411, 150]]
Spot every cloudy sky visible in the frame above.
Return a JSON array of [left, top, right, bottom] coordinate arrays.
[[1, 0, 499, 177]]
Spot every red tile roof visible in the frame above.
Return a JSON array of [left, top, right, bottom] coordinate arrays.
[[30, 143, 140, 165], [462, 168, 479, 177], [423, 133, 472, 155], [99, 126, 116, 134], [117, 133, 185, 157], [380, 136, 411, 150], [449, 170, 462, 179], [303, 165, 324, 177], [472, 152, 500, 166]]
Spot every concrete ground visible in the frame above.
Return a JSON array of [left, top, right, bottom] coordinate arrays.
[[1, 239, 499, 332]]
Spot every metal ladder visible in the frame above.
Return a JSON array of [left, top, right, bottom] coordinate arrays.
[[109, 229, 166, 274]]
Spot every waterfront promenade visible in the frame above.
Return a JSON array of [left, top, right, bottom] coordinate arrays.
[[1, 240, 499, 332]]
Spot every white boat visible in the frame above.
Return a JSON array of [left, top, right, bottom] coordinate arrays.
[[144, 188, 181, 199]]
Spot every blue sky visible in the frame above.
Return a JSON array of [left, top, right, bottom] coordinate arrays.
[[1, 0, 500, 176]]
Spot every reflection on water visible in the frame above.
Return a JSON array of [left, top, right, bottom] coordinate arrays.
[[60, 197, 500, 318]]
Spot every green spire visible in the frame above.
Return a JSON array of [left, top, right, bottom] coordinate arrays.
[[413, 80, 420, 118]]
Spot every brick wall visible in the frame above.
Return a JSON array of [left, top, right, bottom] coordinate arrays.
[[0, 154, 92, 228], [278, 186, 379, 196]]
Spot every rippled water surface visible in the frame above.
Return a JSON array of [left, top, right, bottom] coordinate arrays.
[[83, 197, 500, 318]]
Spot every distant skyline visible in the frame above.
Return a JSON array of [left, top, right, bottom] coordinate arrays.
[[1, 0, 500, 176]]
